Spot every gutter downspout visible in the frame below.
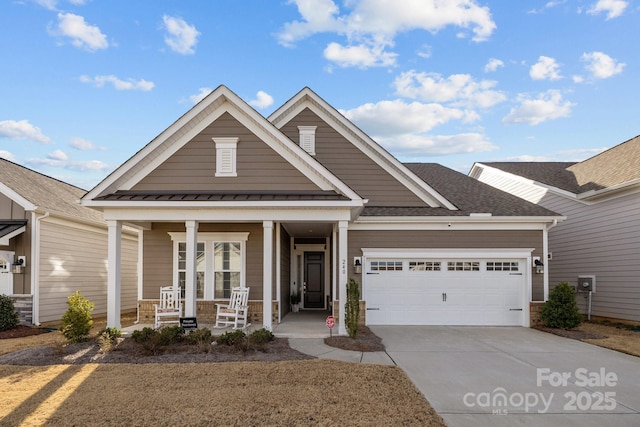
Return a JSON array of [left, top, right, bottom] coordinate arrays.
[[543, 219, 558, 301], [31, 211, 49, 326]]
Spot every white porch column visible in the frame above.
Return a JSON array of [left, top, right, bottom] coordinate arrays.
[[184, 220, 198, 317], [338, 220, 348, 336], [107, 220, 122, 329], [263, 220, 273, 330]]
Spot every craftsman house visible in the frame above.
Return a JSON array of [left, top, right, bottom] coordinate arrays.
[[0, 159, 138, 325], [81, 86, 562, 334], [470, 134, 640, 323]]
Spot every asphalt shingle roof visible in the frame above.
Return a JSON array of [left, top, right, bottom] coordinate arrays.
[[360, 163, 560, 217], [0, 159, 102, 222]]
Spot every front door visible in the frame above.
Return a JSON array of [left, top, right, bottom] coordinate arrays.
[[304, 252, 324, 309], [0, 251, 14, 295]]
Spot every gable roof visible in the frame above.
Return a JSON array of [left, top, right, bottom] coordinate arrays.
[[0, 159, 102, 222], [83, 85, 363, 207], [478, 134, 640, 196], [398, 163, 560, 217], [269, 87, 458, 210]]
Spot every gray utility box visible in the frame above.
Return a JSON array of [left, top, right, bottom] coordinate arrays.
[[578, 275, 596, 292]]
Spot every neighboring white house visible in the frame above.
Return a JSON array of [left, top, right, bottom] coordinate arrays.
[[470, 134, 640, 323], [0, 159, 139, 325]]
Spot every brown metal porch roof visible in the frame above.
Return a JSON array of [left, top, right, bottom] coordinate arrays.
[[94, 190, 351, 202]]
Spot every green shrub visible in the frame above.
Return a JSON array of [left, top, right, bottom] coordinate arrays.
[[157, 326, 185, 345], [131, 327, 156, 343], [97, 327, 122, 353], [0, 294, 19, 332], [59, 291, 94, 343], [540, 282, 583, 329], [345, 278, 360, 339], [185, 328, 212, 345], [250, 328, 274, 344], [217, 329, 246, 346]]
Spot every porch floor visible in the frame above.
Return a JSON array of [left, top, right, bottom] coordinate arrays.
[[121, 310, 335, 339]]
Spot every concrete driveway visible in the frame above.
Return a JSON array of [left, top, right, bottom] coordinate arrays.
[[370, 326, 640, 427]]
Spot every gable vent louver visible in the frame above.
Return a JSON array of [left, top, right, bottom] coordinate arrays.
[[298, 126, 317, 155], [213, 137, 239, 177]]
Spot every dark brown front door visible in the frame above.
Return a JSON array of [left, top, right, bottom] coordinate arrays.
[[304, 252, 324, 308]]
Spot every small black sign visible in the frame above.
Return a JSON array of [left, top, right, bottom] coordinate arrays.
[[180, 317, 198, 331]]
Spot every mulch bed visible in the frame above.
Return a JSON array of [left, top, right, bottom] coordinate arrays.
[[324, 325, 386, 352], [534, 325, 606, 340], [0, 325, 52, 339]]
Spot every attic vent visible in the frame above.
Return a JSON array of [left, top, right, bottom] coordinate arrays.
[[213, 137, 239, 177], [298, 126, 317, 155]]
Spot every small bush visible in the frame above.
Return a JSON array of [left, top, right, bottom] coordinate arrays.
[[59, 291, 94, 343], [217, 329, 246, 346], [250, 328, 274, 344], [540, 282, 583, 329], [97, 327, 122, 353], [131, 327, 156, 343], [185, 328, 212, 345], [157, 326, 185, 345], [345, 278, 360, 339], [0, 294, 19, 331]]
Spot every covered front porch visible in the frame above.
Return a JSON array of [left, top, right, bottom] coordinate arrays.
[[104, 213, 353, 336]]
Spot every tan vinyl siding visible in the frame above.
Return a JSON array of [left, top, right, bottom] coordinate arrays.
[[133, 112, 321, 192], [539, 190, 640, 322], [142, 223, 264, 301], [280, 108, 426, 206], [38, 220, 138, 323], [348, 230, 544, 301]]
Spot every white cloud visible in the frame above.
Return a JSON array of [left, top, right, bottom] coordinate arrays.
[[162, 15, 200, 55], [278, 0, 496, 68], [341, 99, 476, 137], [186, 87, 213, 104], [35, 0, 88, 8], [0, 151, 16, 162], [502, 90, 575, 125], [28, 151, 110, 171], [323, 42, 397, 68], [0, 119, 52, 144], [484, 58, 504, 72], [530, 56, 562, 80], [393, 70, 506, 108], [581, 51, 625, 79], [80, 74, 155, 91], [378, 132, 497, 156], [48, 149, 68, 161], [53, 12, 108, 51], [70, 137, 103, 151], [587, 0, 628, 19], [248, 91, 274, 109]]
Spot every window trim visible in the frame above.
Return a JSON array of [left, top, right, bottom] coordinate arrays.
[[168, 232, 249, 299], [298, 126, 317, 155], [213, 137, 239, 177]]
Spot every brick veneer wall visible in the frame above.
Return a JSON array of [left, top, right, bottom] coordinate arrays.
[[530, 302, 545, 327], [138, 300, 279, 326], [331, 300, 366, 325]]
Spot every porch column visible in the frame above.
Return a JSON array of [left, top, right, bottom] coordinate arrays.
[[338, 220, 348, 336], [263, 220, 273, 330], [184, 220, 198, 317], [106, 220, 122, 329]]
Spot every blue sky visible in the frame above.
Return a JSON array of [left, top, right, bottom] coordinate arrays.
[[1, 0, 637, 189]]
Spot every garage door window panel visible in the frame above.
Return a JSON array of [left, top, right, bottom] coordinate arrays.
[[447, 261, 480, 271], [409, 261, 441, 271], [370, 261, 403, 271], [486, 261, 519, 272]]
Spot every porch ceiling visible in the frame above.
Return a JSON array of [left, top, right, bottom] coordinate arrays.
[[282, 222, 334, 238]]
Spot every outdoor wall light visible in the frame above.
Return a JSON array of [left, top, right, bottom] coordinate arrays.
[[533, 257, 544, 274], [353, 257, 362, 274], [12, 256, 25, 274]]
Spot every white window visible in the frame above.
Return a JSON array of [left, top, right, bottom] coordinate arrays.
[[486, 261, 519, 272], [447, 261, 480, 271], [409, 261, 441, 271], [169, 232, 249, 300], [370, 260, 403, 271], [213, 137, 239, 177], [298, 126, 316, 155]]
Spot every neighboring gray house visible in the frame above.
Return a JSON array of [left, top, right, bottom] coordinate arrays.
[[470, 134, 640, 323], [0, 159, 138, 325], [81, 85, 562, 334]]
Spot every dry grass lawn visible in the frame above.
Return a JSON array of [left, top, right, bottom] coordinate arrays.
[[0, 360, 446, 426]]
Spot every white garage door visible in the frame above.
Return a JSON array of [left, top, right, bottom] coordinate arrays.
[[365, 255, 527, 326]]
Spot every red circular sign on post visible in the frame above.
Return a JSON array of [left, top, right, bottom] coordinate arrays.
[[326, 315, 335, 329]]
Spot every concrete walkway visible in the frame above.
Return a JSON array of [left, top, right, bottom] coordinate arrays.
[[288, 338, 396, 365]]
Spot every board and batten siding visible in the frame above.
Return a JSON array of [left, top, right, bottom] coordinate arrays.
[[347, 229, 545, 301], [538, 190, 640, 322], [0, 192, 31, 294], [280, 108, 427, 207], [142, 223, 264, 301], [38, 219, 138, 324], [132, 112, 322, 193]]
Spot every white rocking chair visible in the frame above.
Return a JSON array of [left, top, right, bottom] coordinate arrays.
[[154, 285, 182, 329], [214, 287, 250, 330]]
